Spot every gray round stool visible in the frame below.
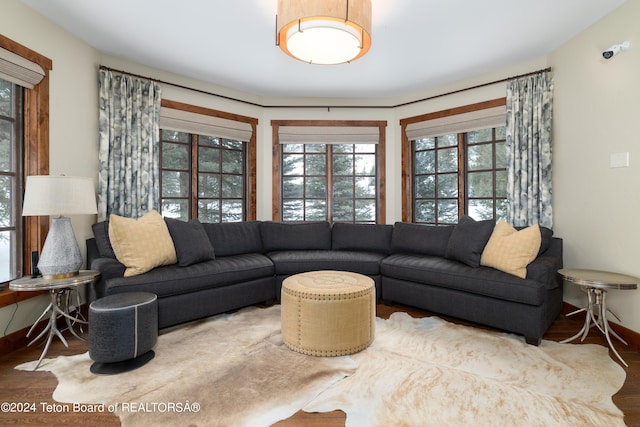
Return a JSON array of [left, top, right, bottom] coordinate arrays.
[[89, 292, 158, 375]]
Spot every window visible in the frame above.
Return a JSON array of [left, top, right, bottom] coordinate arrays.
[[272, 120, 387, 224], [0, 35, 51, 287], [412, 126, 506, 224], [159, 100, 257, 223], [401, 99, 506, 224], [281, 143, 378, 222], [466, 127, 507, 220], [160, 131, 246, 222], [0, 78, 23, 282]]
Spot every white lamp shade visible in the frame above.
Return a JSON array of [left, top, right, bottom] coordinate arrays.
[[285, 21, 364, 65], [22, 175, 97, 216], [22, 175, 97, 278]]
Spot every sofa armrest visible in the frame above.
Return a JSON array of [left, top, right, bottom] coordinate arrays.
[[90, 256, 126, 281], [526, 255, 563, 289], [86, 256, 126, 302], [540, 237, 563, 262], [86, 238, 100, 269]]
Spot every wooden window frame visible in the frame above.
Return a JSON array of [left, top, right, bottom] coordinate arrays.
[[0, 35, 52, 307], [0, 79, 23, 281], [271, 120, 387, 224], [465, 127, 507, 221], [412, 133, 461, 225], [400, 98, 505, 223], [160, 99, 258, 221]]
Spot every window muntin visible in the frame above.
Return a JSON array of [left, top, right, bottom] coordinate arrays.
[[413, 125, 506, 225], [333, 143, 377, 223], [466, 126, 507, 221], [160, 130, 246, 223], [282, 143, 326, 221], [0, 78, 23, 282], [413, 134, 458, 224], [281, 143, 378, 223]]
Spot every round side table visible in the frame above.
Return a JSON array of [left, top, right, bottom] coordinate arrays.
[[558, 268, 637, 367], [10, 270, 100, 369]]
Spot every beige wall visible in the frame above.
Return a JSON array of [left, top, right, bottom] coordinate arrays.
[[2, 0, 639, 337], [1, 0, 101, 334], [105, 57, 545, 224], [551, 0, 640, 333]]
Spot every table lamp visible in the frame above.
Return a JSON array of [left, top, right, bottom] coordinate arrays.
[[22, 175, 98, 279]]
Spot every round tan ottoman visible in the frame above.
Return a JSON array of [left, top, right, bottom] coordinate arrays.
[[281, 270, 375, 356]]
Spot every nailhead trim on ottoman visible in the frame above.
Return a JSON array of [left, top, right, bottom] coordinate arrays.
[[281, 271, 375, 357], [89, 292, 158, 374]]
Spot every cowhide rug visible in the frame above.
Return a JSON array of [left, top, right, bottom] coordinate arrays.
[[305, 313, 627, 427], [16, 305, 356, 426], [17, 306, 626, 426]]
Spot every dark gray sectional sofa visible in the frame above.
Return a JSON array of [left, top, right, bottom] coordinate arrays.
[[86, 218, 563, 345]]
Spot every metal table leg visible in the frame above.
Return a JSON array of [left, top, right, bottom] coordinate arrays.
[[597, 289, 628, 367], [561, 287, 628, 367], [26, 288, 88, 370]]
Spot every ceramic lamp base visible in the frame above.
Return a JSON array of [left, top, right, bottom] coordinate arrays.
[[38, 217, 82, 279]]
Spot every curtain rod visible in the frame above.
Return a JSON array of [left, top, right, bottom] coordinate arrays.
[[393, 67, 552, 108], [98, 65, 551, 110], [99, 65, 264, 108]]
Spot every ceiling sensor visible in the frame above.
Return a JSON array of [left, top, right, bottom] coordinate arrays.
[[602, 41, 630, 59]]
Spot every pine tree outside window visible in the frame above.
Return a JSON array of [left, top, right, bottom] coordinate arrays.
[[272, 120, 387, 224], [401, 99, 507, 224]]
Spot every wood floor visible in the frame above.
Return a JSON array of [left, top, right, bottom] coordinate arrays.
[[1, 303, 638, 427]]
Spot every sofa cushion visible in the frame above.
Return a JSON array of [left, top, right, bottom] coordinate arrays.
[[445, 216, 495, 267], [92, 221, 116, 259], [102, 253, 275, 298], [538, 227, 553, 254], [391, 222, 454, 257], [261, 221, 331, 251], [516, 225, 554, 255], [202, 221, 263, 257], [381, 254, 549, 306], [332, 223, 393, 254], [165, 217, 215, 266], [108, 210, 177, 277], [481, 221, 541, 279], [267, 250, 385, 276]]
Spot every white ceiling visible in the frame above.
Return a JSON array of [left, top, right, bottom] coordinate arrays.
[[22, 0, 625, 101]]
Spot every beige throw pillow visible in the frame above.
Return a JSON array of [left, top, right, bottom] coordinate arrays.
[[108, 210, 177, 277], [480, 221, 541, 279]]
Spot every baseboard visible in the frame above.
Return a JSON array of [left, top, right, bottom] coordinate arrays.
[[0, 319, 46, 356], [562, 302, 640, 353], [0, 305, 88, 358], [3, 303, 639, 357]]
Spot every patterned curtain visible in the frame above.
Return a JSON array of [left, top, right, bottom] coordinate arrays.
[[505, 71, 554, 228], [97, 69, 162, 221]]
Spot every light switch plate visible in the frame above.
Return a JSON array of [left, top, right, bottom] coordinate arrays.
[[610, 152, 629, 168]]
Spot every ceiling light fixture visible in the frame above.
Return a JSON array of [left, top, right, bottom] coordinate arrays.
[[276, 0, 372, 65]]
